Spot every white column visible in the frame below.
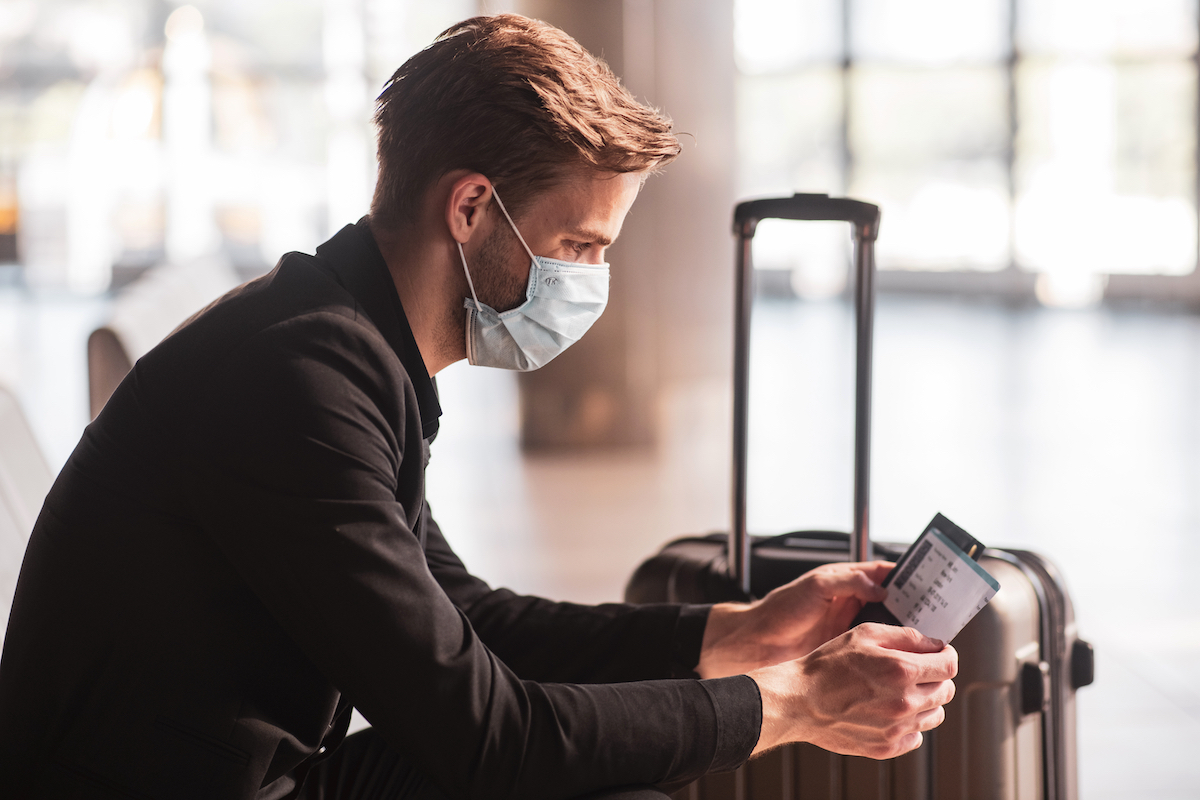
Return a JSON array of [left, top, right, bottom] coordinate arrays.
[[513, 0, 737, 449], [162, 5, 218, 264], [324, 0, 372, 234], [65, 76, 118, 293]]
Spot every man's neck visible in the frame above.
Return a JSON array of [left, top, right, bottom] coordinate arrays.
[[366, 216, 466, 376]]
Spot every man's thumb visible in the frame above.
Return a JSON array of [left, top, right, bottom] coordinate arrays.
[[868, 623, 946, 653]]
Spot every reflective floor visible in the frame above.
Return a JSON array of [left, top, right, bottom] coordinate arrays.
[[3, 287, 1198, 799]]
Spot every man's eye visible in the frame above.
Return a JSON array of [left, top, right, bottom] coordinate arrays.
[[569, 241, 590, 256]]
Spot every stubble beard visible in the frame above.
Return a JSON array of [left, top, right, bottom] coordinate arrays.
[[472, 221, 531, 313], [446, 220, 532, 360]]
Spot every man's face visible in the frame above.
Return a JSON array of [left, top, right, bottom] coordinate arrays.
[[470, 170, 642, 313]]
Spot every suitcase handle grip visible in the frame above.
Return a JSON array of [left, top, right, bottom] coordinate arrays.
[[730, 194, 881, 596], [733, 193, 881, 237]]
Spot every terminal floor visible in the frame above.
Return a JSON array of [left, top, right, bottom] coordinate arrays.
[[3, 287, 1197, 799]]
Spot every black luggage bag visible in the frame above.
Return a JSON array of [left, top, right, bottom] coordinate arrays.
[[625, 195, 1094, 800]]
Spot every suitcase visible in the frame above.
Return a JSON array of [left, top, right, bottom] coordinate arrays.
[[625, 194, 1095, 800]]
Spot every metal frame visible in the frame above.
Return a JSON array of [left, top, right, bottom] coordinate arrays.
[[730, 195, 881, 596]]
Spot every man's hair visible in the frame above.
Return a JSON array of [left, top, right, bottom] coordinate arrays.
[[370, 13, 681, 227]]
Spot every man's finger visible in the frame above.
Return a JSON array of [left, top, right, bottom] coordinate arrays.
[[893, 731, 923, 757], [825, 560, 893, 585], [913, 704, 946, 732], [815, 569, 887, 603], [854, 560, 895, 585], [910, 676, 956, 712], [865, 623, 949, 655], [920, 653, 958, 683], [900, 644, 958, 684]]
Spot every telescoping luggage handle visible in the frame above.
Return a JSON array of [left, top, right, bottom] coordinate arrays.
[[730, 194, 881, 597]]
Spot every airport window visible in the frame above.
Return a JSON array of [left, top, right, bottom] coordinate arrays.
[[0, 0, 474, 292], [735, 0, 1200, 302]]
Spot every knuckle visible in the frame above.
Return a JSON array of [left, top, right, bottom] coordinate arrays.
[[870, 743, 895, 760], [898, 624, 922, 644], [918, 706, 945, 731], [882, 725, 918, 755], [857, 621, 885, 637], [890, 694, 916, 718], [889, 658, 918, 684], [859, 735, 892, 760]]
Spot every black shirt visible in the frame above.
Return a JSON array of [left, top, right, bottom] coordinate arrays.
[[0, 220, 761, 799]]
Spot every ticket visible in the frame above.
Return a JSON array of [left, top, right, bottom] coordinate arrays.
[[882, 524, 1000, 643]]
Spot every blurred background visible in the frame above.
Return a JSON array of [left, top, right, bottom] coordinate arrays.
[[0, 0, 1197, 798]]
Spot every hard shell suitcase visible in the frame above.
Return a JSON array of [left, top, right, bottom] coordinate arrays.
[[625, 195, 1094, 800]]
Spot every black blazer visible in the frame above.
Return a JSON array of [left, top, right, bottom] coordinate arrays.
[[0, 221, 759, 800]]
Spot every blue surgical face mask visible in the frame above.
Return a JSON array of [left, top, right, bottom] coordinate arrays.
[[458, 187, 610, 371]]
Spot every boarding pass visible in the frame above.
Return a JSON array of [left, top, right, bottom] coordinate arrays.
[[882, 519, 1001, 643]]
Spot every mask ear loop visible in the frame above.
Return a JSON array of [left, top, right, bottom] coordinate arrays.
[[490, 186, 539, 265], [458, 185, 531, 315], [457, 241, 483, 314]]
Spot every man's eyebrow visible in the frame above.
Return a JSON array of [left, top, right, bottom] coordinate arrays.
[[567, 227, 613, 247]]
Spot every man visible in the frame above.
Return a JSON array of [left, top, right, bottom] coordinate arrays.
[[0, 14, 956, 800]]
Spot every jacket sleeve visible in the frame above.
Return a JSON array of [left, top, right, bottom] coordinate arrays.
[[181, 314, 760, 799], [421, 505, 713, 683]]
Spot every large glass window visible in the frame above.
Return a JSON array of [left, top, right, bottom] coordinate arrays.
[[735, 0, 1199, 301], [0, 0, 474, 293]]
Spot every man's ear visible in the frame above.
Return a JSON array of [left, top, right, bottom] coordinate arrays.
[[445, 173, 494, 245]]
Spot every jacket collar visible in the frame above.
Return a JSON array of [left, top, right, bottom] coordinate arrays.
[[315, 218, 442, 438]]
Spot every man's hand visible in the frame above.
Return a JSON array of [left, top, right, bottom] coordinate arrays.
[[750, 624, 958, 759], [697, 561, 891, 679]]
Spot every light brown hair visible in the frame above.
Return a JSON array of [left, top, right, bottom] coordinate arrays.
[[370, 13, 681, 227]]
